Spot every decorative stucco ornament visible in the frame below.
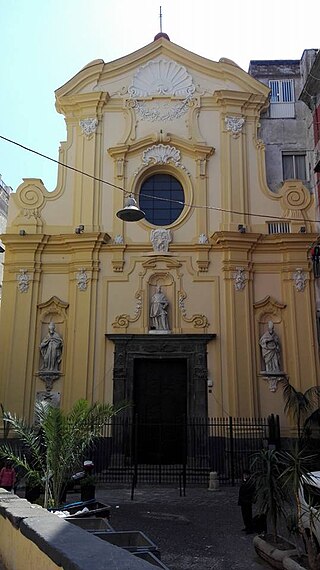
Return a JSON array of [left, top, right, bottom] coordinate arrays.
[[17, 269, 30, 293], [112, 292, 142, 329], [79, 118, 98, 138], [128, 59, 195, 122], [198, 234, 209, 244], [178, 292, 209, 329], [150, 228, 172, 253], [293, 268, 307, 292], [225, 116, 245, 137], [143, 144, 180, 165], [233, 267, 247, 291], [129, 59, 196, 98], [139, 144, 190, 176], [113, 235, 124, 245], [76, 268, 89, 291], [133, 99, 191, 122]]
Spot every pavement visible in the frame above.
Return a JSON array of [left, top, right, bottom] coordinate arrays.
[[74, 485, 272, 570]]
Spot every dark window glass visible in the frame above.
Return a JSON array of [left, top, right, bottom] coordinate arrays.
[[139, 174, 184, 226]]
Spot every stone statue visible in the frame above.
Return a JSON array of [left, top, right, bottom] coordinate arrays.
[[150, 286, 170, 330], [259, 321, 281, 373], [40, 322, 63, 372]]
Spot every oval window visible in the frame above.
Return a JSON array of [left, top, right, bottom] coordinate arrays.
[[139, 174, 184, 226]]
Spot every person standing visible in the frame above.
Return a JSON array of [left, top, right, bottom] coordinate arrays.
[[238, 470, 255, 533], [0, 460, 16, 492]]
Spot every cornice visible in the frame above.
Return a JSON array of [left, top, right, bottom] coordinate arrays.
[[55, 92, 109, 118], [212, 90, 268, 113], [0, 234, 49, 254], [212, 231, 262, 249], [55, 39, 270, 101], [108, 133, 214, 160]]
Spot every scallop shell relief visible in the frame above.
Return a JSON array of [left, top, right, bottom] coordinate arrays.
[[128, 59, 196, 122]]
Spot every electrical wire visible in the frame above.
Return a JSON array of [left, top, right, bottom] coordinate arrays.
[[1, 133, 319, 224]]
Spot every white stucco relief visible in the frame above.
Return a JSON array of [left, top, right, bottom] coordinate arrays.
[[79, 118, 98, 138], [17, 269, 30, 293], [76, 268, 89, 291], [293, 268, 307, 292], [134, 144, 191, 176], [233, 267, 247, 291], [225, 116, 245, 137], [128, 59, 196, 122], [150, 228, 172, 253]]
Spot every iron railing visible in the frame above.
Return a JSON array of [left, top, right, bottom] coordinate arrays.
[[91, 415, 277, 493]]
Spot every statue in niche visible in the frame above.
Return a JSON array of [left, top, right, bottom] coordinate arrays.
[[150, 285, 170, 331], [40, 322, 63, 372], [259, 320, 281, 374]]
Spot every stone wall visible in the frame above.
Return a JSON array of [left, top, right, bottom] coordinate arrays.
[[0, 489, 154, 570]]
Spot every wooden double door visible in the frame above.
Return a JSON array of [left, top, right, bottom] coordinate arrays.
[[133, 358, 187, 464]]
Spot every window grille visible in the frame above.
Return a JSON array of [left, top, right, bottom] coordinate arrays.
[[139, 174, 184, 226], [269, 80, 294, 103], [268, 79, 295, 118], [267, 221, 291, 234]]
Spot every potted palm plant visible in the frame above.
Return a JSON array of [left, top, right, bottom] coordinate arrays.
[[251, 448, 297, 569], [280, 445, 320, 570], [281, 380, 320, 439], [0, 399, 125, 508]]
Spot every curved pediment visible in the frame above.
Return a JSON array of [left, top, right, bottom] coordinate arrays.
[[55, 37, 269, 102]]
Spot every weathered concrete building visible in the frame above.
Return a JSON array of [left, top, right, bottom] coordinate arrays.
[[249, 53, 317, 196], [300, 49, 320, 209], [0, 35, 318, 446]]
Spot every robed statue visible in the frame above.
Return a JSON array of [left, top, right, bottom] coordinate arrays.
[[259, 320, 281, 373], [40, 322, 63, 372], [150, 286, 170, 331]]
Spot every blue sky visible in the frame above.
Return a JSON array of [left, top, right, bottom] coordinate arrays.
[[1, 0, 319, 191]]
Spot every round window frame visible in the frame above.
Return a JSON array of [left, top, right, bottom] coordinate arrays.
[[131, 165, 193, 229]]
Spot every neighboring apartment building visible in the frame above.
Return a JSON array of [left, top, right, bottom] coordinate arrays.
[[0, 35, 318, 450], [248, 52, 318, 202], [299, 49, 320, 208], [0, 174, 11, 298]]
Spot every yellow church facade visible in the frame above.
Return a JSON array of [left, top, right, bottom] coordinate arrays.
[[0, 36, 319, 436]]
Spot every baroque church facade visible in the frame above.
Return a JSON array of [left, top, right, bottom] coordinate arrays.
[[0, 35, 319, 437]]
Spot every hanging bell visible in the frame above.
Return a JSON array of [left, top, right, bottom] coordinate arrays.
[[116, 194, 145, 222]]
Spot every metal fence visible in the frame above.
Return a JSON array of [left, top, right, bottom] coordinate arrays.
[[91, 415, 277, 492]]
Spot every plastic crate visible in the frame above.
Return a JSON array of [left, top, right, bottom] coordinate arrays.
[[66, 517, 114, 532], [94, 530, 160, 557], [51, 499, 111, 520]]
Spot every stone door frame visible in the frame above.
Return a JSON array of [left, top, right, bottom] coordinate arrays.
[[106, 334, 215, 418]]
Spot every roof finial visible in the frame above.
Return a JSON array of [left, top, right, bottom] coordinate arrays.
[[154, 6, 170, 41]]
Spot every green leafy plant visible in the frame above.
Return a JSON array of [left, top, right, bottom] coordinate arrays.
[[250, 448, 289, 542], [279, 444, 320, 570], [281, 380, 320, 438], [0, 399, 126, 508]]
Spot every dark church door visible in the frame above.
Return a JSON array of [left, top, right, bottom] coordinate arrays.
[[133, 358, 187, 464]]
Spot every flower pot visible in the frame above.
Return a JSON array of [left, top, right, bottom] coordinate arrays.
[[253, 534, 297, 569]]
